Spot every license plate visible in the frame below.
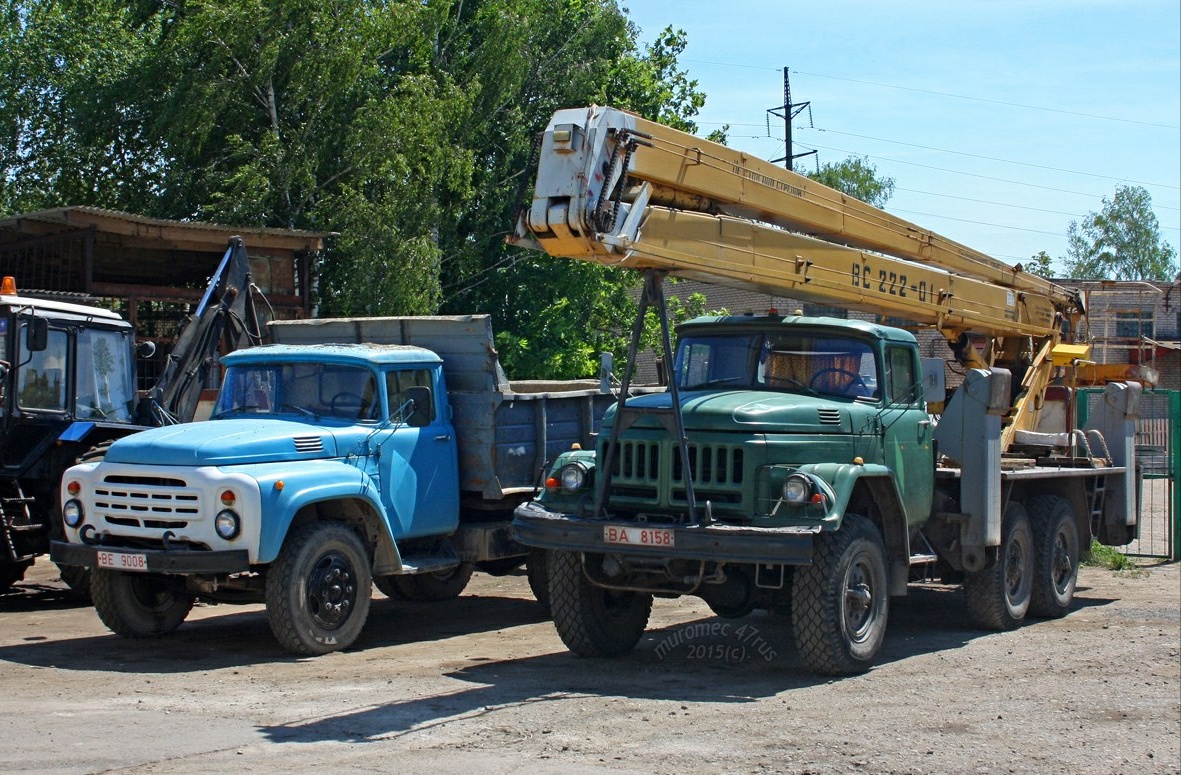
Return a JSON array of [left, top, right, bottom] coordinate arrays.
[[96, 550, 149, 572], [603, 525, 675, 548]]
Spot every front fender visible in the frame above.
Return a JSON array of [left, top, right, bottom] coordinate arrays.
[[796, 462, 902, 527], [230, 460, 390, 564]]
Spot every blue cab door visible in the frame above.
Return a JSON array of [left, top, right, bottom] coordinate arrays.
[[376, 366, 460, 538]]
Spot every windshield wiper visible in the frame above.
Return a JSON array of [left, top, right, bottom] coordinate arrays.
[[686, 377, 746, 390], [279, 403, 318, 419]]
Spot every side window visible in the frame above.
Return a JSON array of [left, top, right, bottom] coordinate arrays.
[[385, 369, 436, 424], [18, 326, 68, 411], [885, 346, 918, 405]]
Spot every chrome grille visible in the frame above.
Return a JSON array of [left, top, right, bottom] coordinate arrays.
[[94, 474, 200, 529], [607, 438, 746, 511]]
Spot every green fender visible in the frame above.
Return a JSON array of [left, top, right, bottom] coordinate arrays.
[[796, 461, 912, 594]]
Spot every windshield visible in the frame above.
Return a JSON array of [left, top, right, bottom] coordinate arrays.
[[675, 331, 880, 400], [213, 362, 380, 422], [75, 328, 135, 421]]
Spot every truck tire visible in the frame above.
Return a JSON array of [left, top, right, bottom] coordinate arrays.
[[476, 557, 525, 576], [1027, 494, 1079, 619], [548, 550, 652, 657], [56, 564, 92, 600], [265, 522, 372, 655], [0, 560, 33, 595], [373, 575, 411, 600], [792, 514, 889, 675], [526, 549, 550, 615], [964, 501, 1033, 631], [54, 440, 114, 603], [390, 564, 474, 602], [91, 569, 194, 637]]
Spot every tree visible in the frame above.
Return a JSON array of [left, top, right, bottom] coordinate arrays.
[[1024, 251, 1056, 279], [806, 156, 895, 208], [0, 1, 709, 377], [1064, 185, 1178, 281]]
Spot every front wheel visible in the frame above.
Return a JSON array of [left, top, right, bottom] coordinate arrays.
[[266, 522, 372, 655], [56, 563, 92, 601], [964, 501, 1033, 630], [90, 569, 194, 637], [1027, 495, 1080, 619], [548, 551, 652, 657], [792, 514, 890, 675], [0, 560, 33, 595]]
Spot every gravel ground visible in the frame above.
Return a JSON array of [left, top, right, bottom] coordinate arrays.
[[0, 559, 1177, 775]]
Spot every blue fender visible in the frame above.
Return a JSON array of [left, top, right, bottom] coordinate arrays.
[[229, 460, 399, 566]]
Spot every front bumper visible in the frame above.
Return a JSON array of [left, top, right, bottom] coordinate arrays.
[[50, 540, 250, 575], [512, 500, 817, 565]]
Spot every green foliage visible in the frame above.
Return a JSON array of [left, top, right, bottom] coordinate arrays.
[[0, 1, 709, 378], [1024, 250, 1056, 279], [1064, 186, 1178, 281], [1082, 539, 1133, 571], [806, 156, 896, 208]]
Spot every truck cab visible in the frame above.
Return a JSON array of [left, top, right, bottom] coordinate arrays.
[[0, 282, 138, 592], [515, 313, 942, 672], [53, 316, 607, 657]]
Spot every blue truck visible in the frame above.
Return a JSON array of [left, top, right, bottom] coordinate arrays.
[[51, 315, 616, 654]]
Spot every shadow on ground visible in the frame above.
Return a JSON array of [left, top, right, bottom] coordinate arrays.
[[255, 583, 1120, 744]]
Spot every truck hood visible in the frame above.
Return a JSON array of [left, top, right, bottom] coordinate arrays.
[[102, 419, 370, 466], [604, 390, 869, 433]]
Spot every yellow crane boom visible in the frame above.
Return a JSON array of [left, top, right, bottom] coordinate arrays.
[[511, 106, 1090, 446]]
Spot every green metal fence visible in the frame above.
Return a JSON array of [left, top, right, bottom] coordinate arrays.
[[1079, 388, 1179, 561]]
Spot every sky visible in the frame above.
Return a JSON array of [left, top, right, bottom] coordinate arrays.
[[622, 1, 1181, 275]]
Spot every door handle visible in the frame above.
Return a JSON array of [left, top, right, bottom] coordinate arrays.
[[434, 434, 452, 442]]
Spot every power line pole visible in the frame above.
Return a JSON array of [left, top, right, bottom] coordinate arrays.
[[768, 66, 817, 171]]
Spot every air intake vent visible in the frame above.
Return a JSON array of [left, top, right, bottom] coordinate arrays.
[[294, 436, 324, 453], [817, 408, 842, 425]]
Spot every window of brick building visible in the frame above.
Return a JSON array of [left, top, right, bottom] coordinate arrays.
[[1114, 310, 1154, 340]]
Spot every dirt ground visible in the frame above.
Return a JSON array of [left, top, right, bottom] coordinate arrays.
[[0, 559, 1177, 775]]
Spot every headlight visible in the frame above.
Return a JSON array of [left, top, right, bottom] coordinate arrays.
[[62, 499, 84, 528], [783, 474, 812, 503], [214, 510, 241, 540], [558, 462, 588, 493]]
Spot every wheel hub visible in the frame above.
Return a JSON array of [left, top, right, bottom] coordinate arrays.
[[308, 553, 355, 630], [843, 559, 876, 639]]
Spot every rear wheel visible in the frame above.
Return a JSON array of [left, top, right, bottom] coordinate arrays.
[[965, 501, 1033, 630], [389, 563, 474, 602], [373, 574, 410, 600], [266, 522, 372, 655], [1027, 495, 1080, 619], [91, 569, 194, 637], [792, 514, 889, 675], [548, 551, 652, 657], [526, 549, 550, 615]]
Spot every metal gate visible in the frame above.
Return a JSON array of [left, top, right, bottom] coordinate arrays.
[[1080, 389, 1179, 561]]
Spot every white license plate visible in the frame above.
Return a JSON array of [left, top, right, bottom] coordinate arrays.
[[96, 550, 149, 572], [603, 525, 675, 548]]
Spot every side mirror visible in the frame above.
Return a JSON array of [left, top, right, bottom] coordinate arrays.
[[25, 317, 48, 352], [404, 386, 433, 427]]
